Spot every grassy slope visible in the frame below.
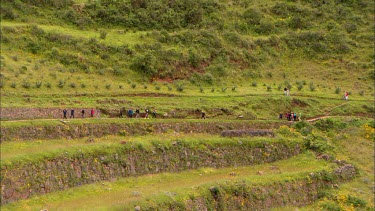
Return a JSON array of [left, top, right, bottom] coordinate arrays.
[[2, 152, 329, 210], [0, 0, 373, 98]]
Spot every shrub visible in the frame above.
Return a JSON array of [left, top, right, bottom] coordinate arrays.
[[298, 84, 303, 91], [70, 83, 76, 88], [168, 85, 172, 91], [335, 87, 341, 94], [359, 90, 364, 96], [11, 55, 18, 61], [200, 86, 204, 93], [266, 72, 273, 78], [99, 30, 107, 39], [119, 84, 123, 89], [105, 84, 111, 89], [143, 84, 148, 89], [155, 85, 161, 90], [293, 121, 314, 136], [131, 83, 136, 89], [243, 8, 263, 25], [252, 81, 257, 87], [113, 68, 125, 76], [22, 81, 30, 89], [278, 84, 282, 91], [35, 81, 42, 88], [58, 79, 65, 88], [94, 85, 98, 89], [10, 82, 16, 88], [232, 85, 237, 91], [80, 83, 86, 88], [267, 85, 272, 92], [46, 82, 51, 88], [98, 69, 105, 75], [211, 87, 215, 92], [309, 82, 315, 91], [221, 87, 227, 92], [304, 133, 333, 153], [176, 84, 184, 92], [346, 195, 367, 207], [314, 118, 347, 131]]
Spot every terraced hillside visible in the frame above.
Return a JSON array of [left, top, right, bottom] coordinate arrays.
[[1, 117, 374, 210], [0, 0, 374, 210]]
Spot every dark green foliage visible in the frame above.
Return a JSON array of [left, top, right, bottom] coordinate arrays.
[[200, 86, 204, 93], [243, 8, 263, 25], [293, 121, 314, 136], [21, 81, 30, 89], [297, 84, 303, 91], [58, 79, 65, 88], [99, 30, 107, 39], [252, 81, 257, 87], [35, 81, 42, 88], [131, 54, 157, 77], [80, 83, 86, 88], [304, 133, 333, 153], [309, 82, 315, 91], [105, 84, 111, 89], [176, 83, 184, 92], [314, 118, 347, 131], [69, 83, 76, 88], [10, 82, 16, 88], [335, 87, 341, 94], [131, 83, 136, 89], [346, 195, 367, 207], [267, 85, 272, 92]]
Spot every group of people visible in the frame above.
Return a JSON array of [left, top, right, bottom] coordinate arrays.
[[119, 108, 156, 119], [63, 108, 99, 119], [279, 112, 300, 121]]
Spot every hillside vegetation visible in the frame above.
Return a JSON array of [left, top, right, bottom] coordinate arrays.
[[0, 1, 374, 210], [0, 0, 373, 97]]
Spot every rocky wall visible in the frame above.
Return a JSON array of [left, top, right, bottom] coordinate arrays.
[[0, 121, 290, 142], [1, 141, 302, 204], [144, 165, 357, 210]]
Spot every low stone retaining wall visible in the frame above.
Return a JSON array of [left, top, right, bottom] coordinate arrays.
[[1, 121, 289, 142], [1, 140, 302, 204], [141, 164, 357, 210]]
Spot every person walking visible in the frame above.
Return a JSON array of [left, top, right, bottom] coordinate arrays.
[[81, 109, 85, 118], [135, 109, 140, 118], [97, 109, 101, 118], [145, 108, 149, 119], [279, 113, 283, 120], [119, 109, 123, 118], [344, 91, 349, 100], [70, 109, 75, 118], [90, 108, 95, 117], [152, 110, 156, 118], [63, 109, 67, 119], [201, 111, 206, 119]]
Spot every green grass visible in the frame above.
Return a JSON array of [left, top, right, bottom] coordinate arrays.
[[1, 133, 302, 167], [2, 152, 329, 211]]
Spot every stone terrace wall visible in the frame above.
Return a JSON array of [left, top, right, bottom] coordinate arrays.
[[0, 121, 290, 142], [1, 142, 302, 204], [0, 108, 98, 120]]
